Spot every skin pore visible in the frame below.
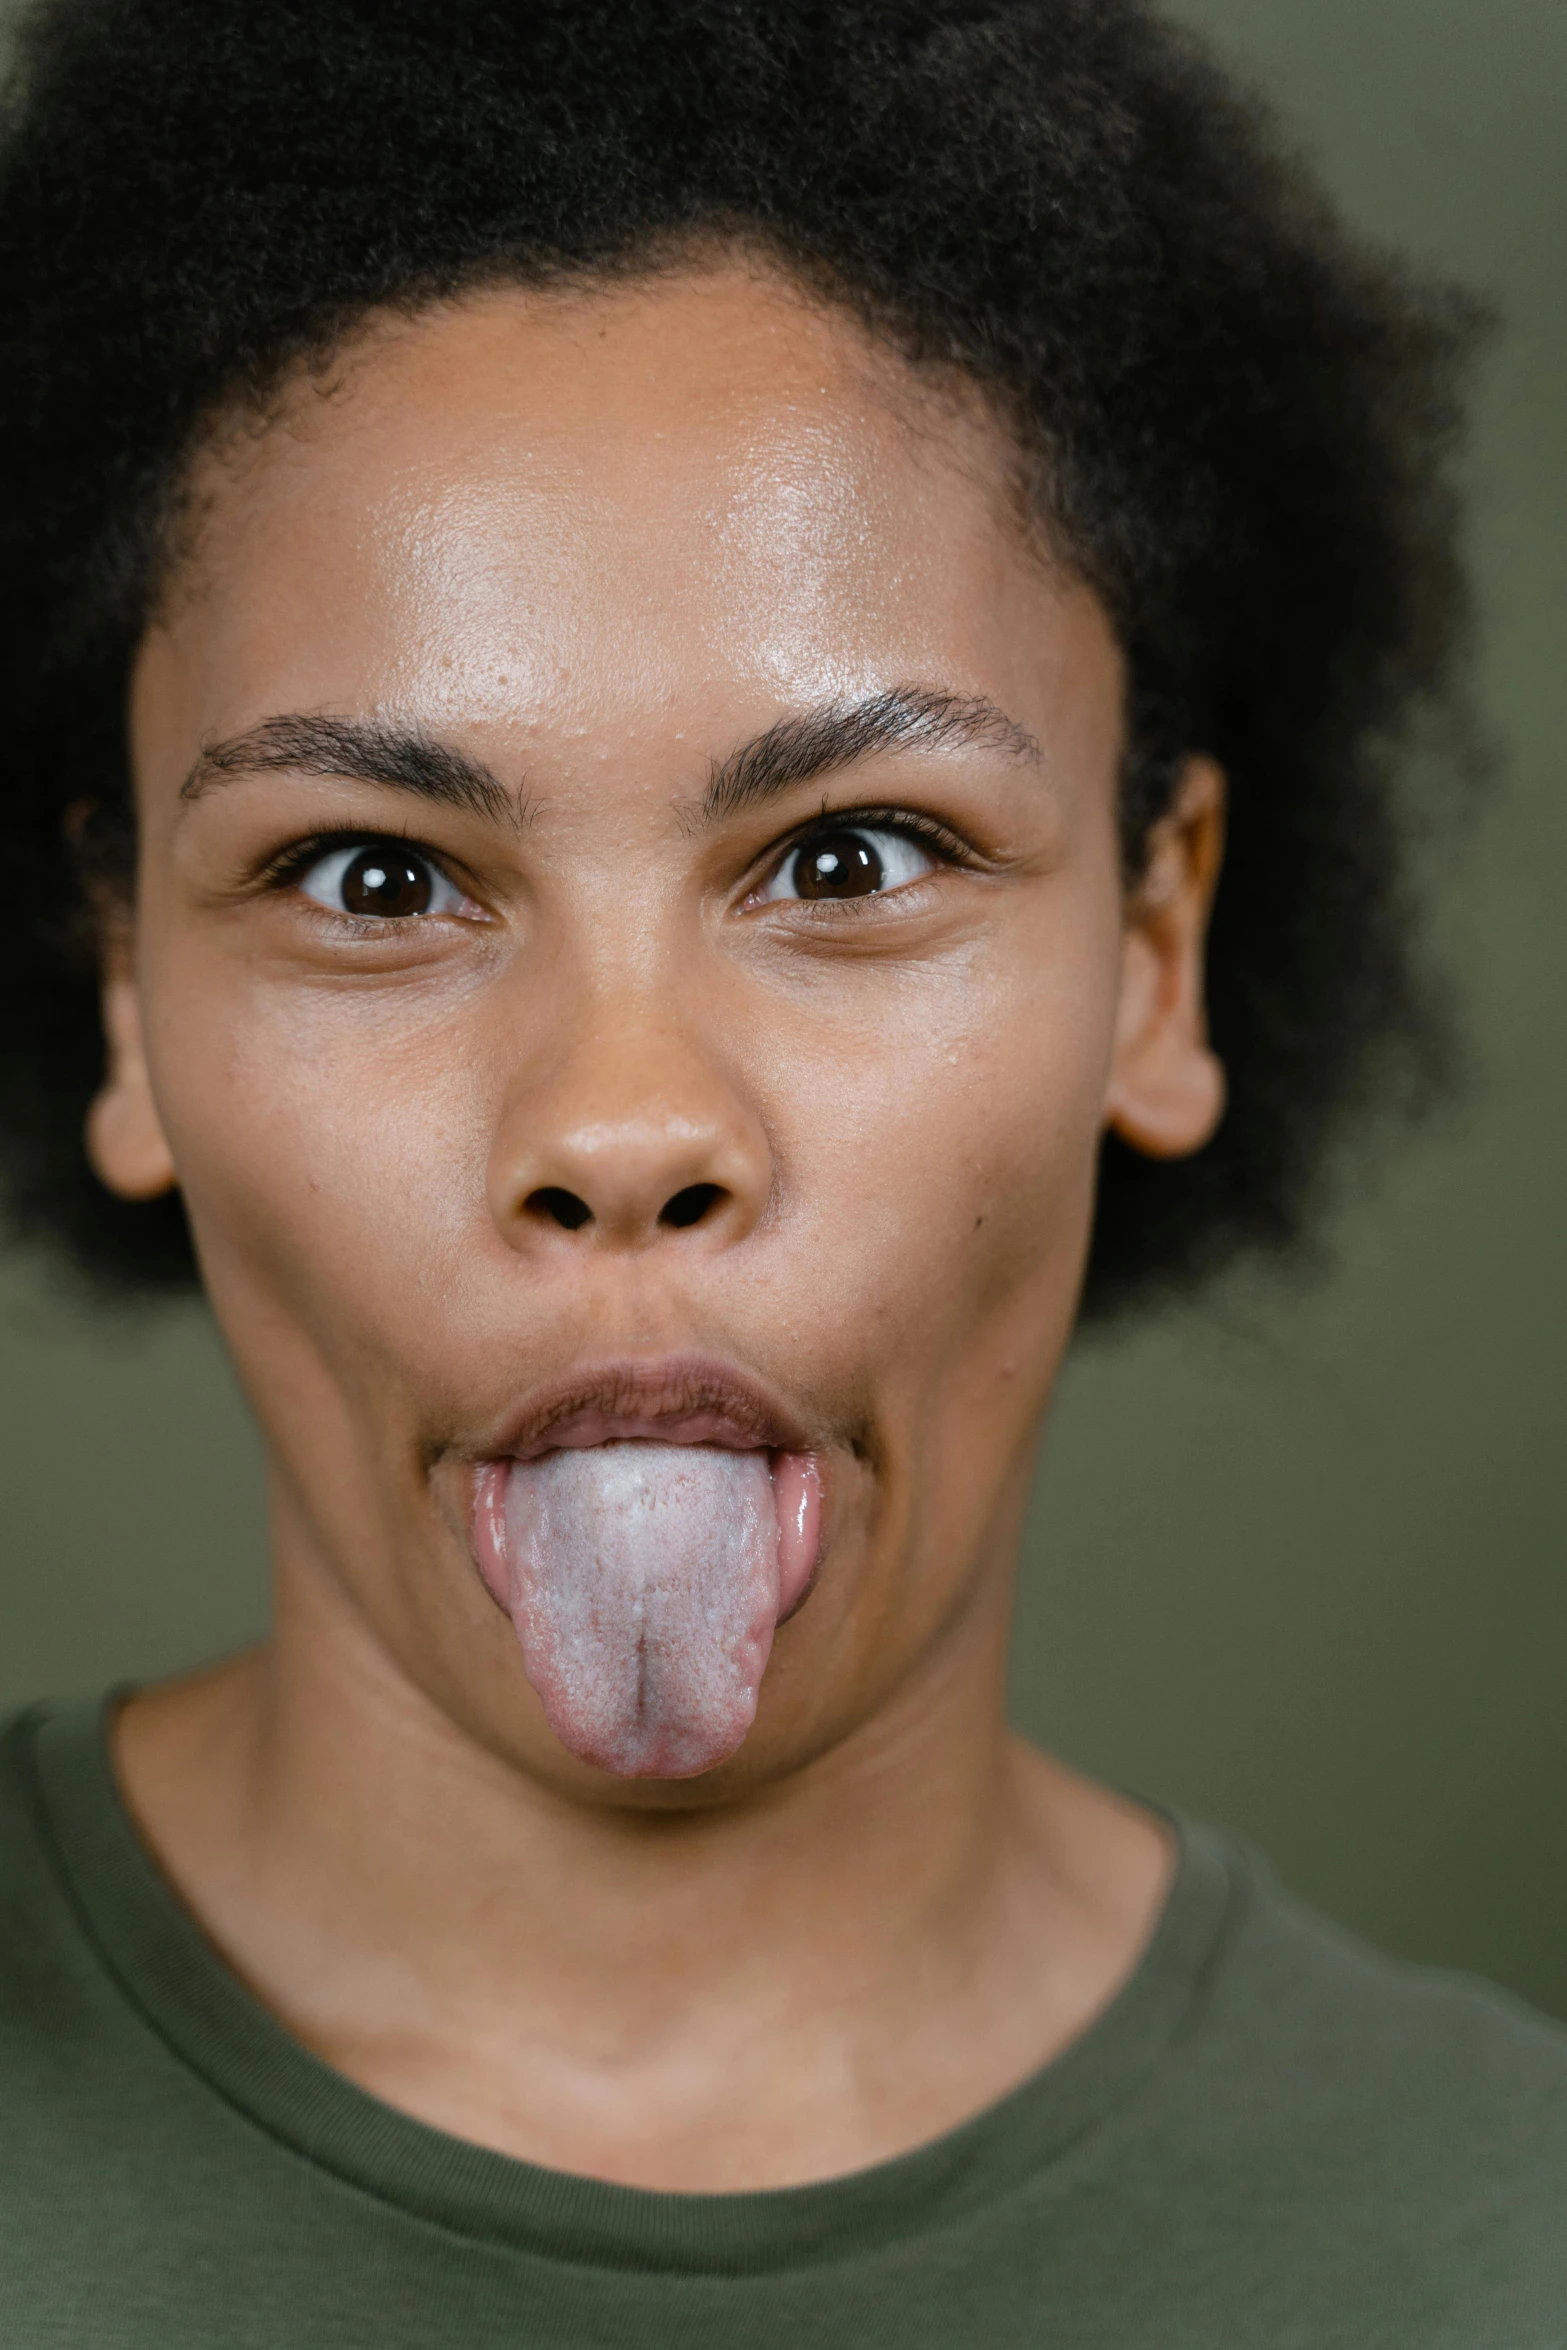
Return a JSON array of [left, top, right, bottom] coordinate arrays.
[[95, 259, 1224, 2192]]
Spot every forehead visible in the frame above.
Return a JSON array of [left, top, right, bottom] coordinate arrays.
[[146, 263, 1082, 751]]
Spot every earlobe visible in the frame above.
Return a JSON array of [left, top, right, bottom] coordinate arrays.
[[1104, 755, 1228, 1163], [86, 964, 178, 1201]]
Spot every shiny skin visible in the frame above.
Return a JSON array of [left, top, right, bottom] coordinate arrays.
[[98, 260, 1224, 2190]]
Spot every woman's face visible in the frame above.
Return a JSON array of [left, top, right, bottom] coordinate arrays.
[[102, 263, 1220, 1799]]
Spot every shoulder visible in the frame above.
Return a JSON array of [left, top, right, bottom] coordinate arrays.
[[0, 1706, 122, 2062], [0, 1703, 181, 2128], [1211, 1834, 1567, 2130], [1139, 1827, 1567, 2313], [0, 1705, 82, 1972]]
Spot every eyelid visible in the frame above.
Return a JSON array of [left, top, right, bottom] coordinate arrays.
[[766, 803, 968, 864], [756, 813, 972, 883], [248, 829, 488, 932], [762, 804, 973, 873], [257, 827, 478, 904]]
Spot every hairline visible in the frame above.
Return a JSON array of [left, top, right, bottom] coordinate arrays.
[[144, 230, 1088, 647]]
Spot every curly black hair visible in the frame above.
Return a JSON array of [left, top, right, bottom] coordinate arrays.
[[0, 0, 1483, 1315]]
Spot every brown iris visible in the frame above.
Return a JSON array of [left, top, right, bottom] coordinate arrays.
[[792, 829, 883, 900], [340, 846, 434, 918]]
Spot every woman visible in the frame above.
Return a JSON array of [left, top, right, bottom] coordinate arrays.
[[0, 0, 1561, 2340]]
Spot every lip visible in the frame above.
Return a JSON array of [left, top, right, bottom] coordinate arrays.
[[485, 1353, 815, 1464]]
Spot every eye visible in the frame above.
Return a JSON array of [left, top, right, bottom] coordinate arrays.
[[296, 841, 467, 920], [759, 824, 939, 904]]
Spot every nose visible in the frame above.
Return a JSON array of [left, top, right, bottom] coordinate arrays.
[[487, 996, 774, 1253]]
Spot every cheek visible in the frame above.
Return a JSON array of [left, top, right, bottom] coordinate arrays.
[[751, 915, 1120, 1407], [143, 955, 492, 1398]]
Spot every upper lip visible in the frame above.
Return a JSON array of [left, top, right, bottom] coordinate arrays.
[[489, 1354, 812, 1462]]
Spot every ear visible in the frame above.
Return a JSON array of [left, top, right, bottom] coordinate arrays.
[[1104, 755, 1226, 1161], [85, 924, 178, 1200]]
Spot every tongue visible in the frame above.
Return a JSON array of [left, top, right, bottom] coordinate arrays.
[[502, 1443, 781, 1779]]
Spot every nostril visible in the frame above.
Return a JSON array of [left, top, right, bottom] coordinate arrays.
[[526, 1186, 593, 1232], [659, 1183, 725, 1230]]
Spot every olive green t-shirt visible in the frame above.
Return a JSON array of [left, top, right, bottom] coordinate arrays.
[[3, 1701, 1565, 2346]]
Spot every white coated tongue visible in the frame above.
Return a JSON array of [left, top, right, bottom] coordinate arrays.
[[503, 1443, 780, 1779]]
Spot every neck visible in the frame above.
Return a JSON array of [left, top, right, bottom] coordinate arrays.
[[114, 1495, 1171, 2191]]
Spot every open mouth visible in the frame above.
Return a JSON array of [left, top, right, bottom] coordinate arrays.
[[471, 1358, 824, 1780]]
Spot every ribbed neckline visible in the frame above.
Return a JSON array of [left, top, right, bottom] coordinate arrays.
[[15, 1697, 1244, 2278]]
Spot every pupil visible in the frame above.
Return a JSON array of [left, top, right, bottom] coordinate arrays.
[[796, 830, 882, 900], [341, 847, 433, 918]]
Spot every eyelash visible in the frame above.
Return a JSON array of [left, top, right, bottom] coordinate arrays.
[[764, 806, 971, 878], [259, 828, 432, 892], [254, 806, 975, 913]]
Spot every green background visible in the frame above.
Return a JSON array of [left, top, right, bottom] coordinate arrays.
[[0, 0, 1562, 2017]]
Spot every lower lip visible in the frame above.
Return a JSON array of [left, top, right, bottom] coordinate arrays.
[[471, 1445, 824, 1621]]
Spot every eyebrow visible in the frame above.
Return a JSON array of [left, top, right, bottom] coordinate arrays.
[[702, 688, 1040, 822], [179, 688, 1039, 829], [180, 714, 515, 825]]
